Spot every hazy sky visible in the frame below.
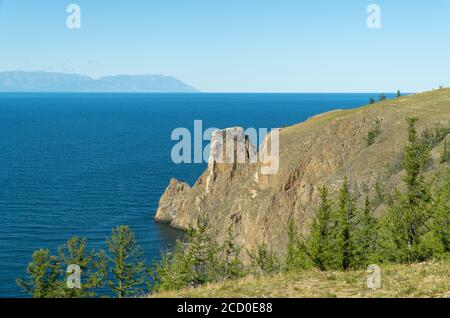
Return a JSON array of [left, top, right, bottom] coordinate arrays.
[[0, 0, 449, 92]]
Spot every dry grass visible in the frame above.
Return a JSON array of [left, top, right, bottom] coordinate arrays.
[[151, 260, 450, 298]]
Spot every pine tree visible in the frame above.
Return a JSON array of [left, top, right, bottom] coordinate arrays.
[[106, 226, 148, 298], [152, 216, 222, 292], [285, 216, 298, 271], [403, 117, 431, 206], [417, 168, 450, 259], [285, 216, 310, 272], [248, 243, 280, 275], [57, 237, 105, 297], [429, 169, 450, 255], [335, 178, 358, 270], [353, 196, 378, 267], [151, 240, 191, 292], [16, 249, 62, 298], [183, 216, 221, 285], [306, 186, 336, 270], [221, 225, 245, 279], [380, 118, 433, 263]]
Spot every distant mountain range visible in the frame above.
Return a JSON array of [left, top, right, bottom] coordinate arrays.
[[0, 71, 198, 92]]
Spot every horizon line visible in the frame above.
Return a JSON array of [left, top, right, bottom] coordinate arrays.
[[0, 91, 417, 94]]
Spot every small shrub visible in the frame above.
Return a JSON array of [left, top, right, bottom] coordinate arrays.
[[366, 118, 382, 146], [248, 244, 281, 275], [441, 138, 449, 163], [420, 126, 450, 150]]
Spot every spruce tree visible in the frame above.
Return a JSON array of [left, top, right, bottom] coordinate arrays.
[[16, 249, 62, 298], [106, 226, 148, 297]]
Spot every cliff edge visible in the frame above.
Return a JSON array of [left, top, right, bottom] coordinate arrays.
[[155, 89, 450, 254]]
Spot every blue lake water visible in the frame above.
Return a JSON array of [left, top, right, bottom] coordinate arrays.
[[0, 93, 393, 297]]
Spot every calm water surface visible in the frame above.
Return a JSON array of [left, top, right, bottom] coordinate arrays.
[[0, 93, 393, 297]]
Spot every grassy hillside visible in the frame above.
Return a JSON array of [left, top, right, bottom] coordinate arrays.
[[152, 260, 450, 298], [155, 89, 450, 255], [150, 89, 449, 299]]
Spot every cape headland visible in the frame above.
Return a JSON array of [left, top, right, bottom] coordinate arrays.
[[155, 89, 450, 255]]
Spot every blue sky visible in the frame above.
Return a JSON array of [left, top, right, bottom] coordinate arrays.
[[0, 0, 449, 92]]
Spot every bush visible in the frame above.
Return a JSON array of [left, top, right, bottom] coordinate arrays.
[[366, 118, 382, 146], [152, 217, 245, 292], [248, 243, 281, 275], [420, 126, 450, 150], [441, 138, 450, 163]]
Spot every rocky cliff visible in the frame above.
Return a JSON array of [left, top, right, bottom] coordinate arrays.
[[155, 89, 450, 254]]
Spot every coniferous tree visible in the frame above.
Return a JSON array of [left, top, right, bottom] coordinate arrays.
[[152, 216, 222, 292], [335, 178, 358, 270], [352, 196, 378, 267], [285, 216, 298, 271], [417, 169, 450, 259], [306, 186, 336, 270], [284, 216, 310, 271], [248, 243, 280, 275], [429, 169, 450, 255], [151, 240, 191, 292], [106, 226, 148, 298], [380, 118, 433, 263], [57, 237, 105, 298], [221, 225, 245, 279], [184, 216, 221, 285], [403, 118, 431, 205], [16, 249, 62, 298]]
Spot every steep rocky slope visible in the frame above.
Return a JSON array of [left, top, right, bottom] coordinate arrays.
[[155, 89, 450, 254]]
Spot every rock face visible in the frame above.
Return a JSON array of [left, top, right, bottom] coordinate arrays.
[[155, 89, 450, 255]]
